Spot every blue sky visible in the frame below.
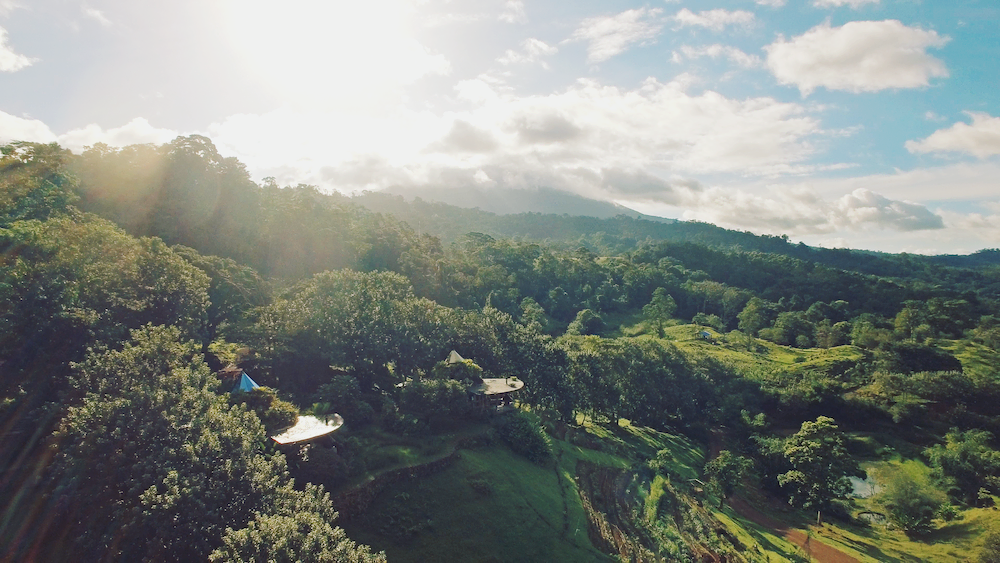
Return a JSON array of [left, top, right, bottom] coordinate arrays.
[[1, 0, 998, 254]]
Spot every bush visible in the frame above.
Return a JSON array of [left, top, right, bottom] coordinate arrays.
[[467, 477, 495, 496], [874, 465, 947, 536], [430, 359, 483, 383], [881, 342, 962, 374], [493, 412, 551, 464], [233, 386, 299, 433], [980, 529, 1000, 563], [926, 429, 1000, 504], [261, 398, 300, 433], [400, 378, 471, 426], [315, 375, 375, 426], [567, 309, 605, 335], [692, 312, 723, 331]]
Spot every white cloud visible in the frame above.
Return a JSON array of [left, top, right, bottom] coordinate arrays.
[[765, 20, 949, 95], [756, 0, 787, 7], [0, 26, 34, 72], [813, 0, 879, 8], [0, 110, 57, 143], [82, 5, 112, 27], [672, 9, 755, 31], [833, 188, 943, 231], [676, 44, 761, 68], [497, 38, 557, 67], [569, 8, 663, 63], [906, 112, 1000, 158], [204, 76, 821, 201], [431, 119, 499, 153], [771, 161, 1000, 204], [667, 186, 942, 235], [499, 0, 527, 24], [57, 118, 179, 152], [0, 1, 21, 17]]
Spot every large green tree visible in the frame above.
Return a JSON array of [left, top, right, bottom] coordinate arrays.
[[737, 297, 770, 350], [1, 141, 79, 226], [52, 325, 380, 562], [642, 287, 676, 337], [211, 484, 385, 563], [926, 429, 1000, 504], [704, 450, 753, 508], [777, 416, 862, 517]]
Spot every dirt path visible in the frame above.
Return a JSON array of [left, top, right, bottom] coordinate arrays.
[[709, 429, 859, 563], [728, 496, 859, 563]]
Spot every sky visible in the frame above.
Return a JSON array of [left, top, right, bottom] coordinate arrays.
[[1, 0, 998, 255]]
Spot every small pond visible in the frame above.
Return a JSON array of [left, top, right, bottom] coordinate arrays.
[[848, 475, 882, 499]]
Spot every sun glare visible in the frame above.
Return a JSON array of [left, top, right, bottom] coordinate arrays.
[[223, 0, 448, 111]]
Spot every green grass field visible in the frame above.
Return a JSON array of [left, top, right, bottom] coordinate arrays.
[[330, 324, 1000, 562], [340, 446, 612, 563], [337, 414, 711, 563]]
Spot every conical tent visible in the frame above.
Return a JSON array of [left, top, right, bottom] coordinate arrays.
[[232, 372, 260, 393], [446, 350, 465, 364]]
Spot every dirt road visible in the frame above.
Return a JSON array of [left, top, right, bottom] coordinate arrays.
[[709, 430, 859, 563], [727, 496, 859, 563]]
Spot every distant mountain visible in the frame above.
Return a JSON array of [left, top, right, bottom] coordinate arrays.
[[353, 191, 1000, 286], [379, 185, 675, 223]]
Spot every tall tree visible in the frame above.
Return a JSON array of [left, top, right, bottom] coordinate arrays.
[[642, 287, 676, 337], [0, 141, 78, 225], [737, 297, 770, 350], [778, 416, 862, 520], [704, 450, 753, 508], [925, 429, 1000, 504], [52, 325, 381, 562]]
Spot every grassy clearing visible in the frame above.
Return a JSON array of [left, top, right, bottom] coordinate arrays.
[[337, 412, 711, 562], [656, 323, 866, 376], [822, 456, 1000, 563], [938, 338, 1000, 378], [329, 401, 1000, 562], [341, 446, 612, 563], [569, 417, 707, 483], [713, 509, 804, 563], [804, 511, 1000, 563]]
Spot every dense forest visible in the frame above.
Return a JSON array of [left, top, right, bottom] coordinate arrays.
[[4, 136, 1000, 561]]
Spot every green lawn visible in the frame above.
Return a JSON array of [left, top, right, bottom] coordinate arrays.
[[336, 414, 711, 563], [938, 338, 1000, 378], [341, 447, 613, 563]]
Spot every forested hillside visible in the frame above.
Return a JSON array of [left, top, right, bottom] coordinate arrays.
[[4, 136, 1000, 562]]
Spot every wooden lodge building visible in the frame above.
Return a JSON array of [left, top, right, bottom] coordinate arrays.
[[445, 351, 525, 413]]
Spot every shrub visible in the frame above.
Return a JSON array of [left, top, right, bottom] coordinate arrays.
[[567, 309, 605, 336], [467, 477, 495, 496], [430, 359, 483, 383], [493, 412, 551, 464], [692, 312, 723, 332], [400, 378, 470, 424], [881, 342, 962, 374], [233, 386, 299, 433], [980, 529, 1000, 563], [315, 375, 375, 427], [874, 465, 947, 536]]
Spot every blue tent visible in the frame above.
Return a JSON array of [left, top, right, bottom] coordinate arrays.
[[232, 372, 260, 394]]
